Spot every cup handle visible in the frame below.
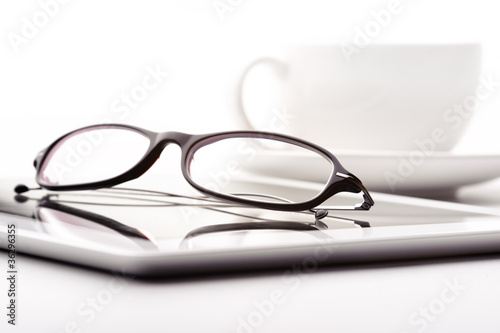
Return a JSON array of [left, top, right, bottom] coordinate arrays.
[[235, 57, 288, 130]]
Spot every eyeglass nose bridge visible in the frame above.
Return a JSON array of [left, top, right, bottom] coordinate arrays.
[[138, 132, 195, 174], [147, 131, 207, 174], [153, 131, 194, 148]]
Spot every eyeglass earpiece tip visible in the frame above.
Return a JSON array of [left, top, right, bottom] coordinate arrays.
[[14, 184, 29, 194], [14, 184, 41, 194]]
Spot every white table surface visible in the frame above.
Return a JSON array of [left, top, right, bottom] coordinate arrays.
[[0, 177, 499, 333]]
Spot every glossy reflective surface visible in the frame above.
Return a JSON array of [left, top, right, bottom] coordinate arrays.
[[1, 176, 496, 253]]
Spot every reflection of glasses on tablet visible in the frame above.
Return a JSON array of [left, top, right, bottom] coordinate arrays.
[[15, 187, 369, 251], [22, 124, 374, 218]]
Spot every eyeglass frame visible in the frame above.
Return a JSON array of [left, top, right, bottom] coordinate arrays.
[[33, 124, 374, 212]]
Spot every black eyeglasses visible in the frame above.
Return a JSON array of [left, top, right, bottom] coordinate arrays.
[[27, 124, 374, 216]]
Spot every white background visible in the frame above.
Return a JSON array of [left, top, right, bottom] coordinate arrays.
[[1, 0, 500, 178]]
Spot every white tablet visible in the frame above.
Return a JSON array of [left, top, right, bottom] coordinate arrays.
[[1, 176, 500, 277]]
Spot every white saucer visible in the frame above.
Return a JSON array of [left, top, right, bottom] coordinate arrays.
[[255, 150, 500, 195]]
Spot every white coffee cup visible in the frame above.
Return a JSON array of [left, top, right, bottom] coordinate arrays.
[[234, 44, 481, 151]]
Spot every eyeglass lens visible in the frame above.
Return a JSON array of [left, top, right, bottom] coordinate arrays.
[[39, 127, 150, 186], [188, 137, 333, 203]]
